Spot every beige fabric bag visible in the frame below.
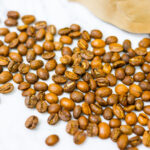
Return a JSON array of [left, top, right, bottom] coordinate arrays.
[[69, 0, 150, 33]]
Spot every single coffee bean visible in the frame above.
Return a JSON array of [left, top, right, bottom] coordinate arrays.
[[73, 105, 82, 119], [45, 134, 59, 146], [34, 81, 48, 91], [58, 109, 71, 121], [25, 115, 38, 129], [98, 122, 110, 139], [0, 71, 12, 84], [25, 95, 37, 108], [117, 134, 128, 150], [78, 116, 88, 130], [48, 104, 61, 114], [0, 83, 14, 94], [18, 82, 30, 90], [47, 113, 59, 125], [48, 83, 63, 95], [142, 131, 150, 147], [66, 120, 79, 135], [73, 130, 86, 145], [37, 68, 49, 80], [22, 88, 36, 97], [110, 128, 122, 142], [36, 101, 48, 113], [45, 93, 58, 104], [133, 125, 145, 136], [5, 18, 18, 26], [87, 123, 98, 137], [22, 15, 35, 24], [25, 72, 38, 84]]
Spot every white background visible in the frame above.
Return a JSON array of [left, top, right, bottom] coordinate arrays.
[[0, 0, 149, 150]]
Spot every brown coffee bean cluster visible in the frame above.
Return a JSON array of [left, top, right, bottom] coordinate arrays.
[[0, 11, 150, 149]]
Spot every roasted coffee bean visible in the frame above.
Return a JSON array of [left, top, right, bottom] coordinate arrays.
[[0, 28, 9, 36], [89, 114, 101, 124], [0, 83, 14, 94], [48, 83, 63, 95], [70, 91, 84, 103], [64, 80, 76, 93], [25, 115, 38, 129], [133, 125, 145, 136], [115, 84, 128, 95], [128, 48, 136, 57], [129, 136, 142, 147], [5, 18, 18, 26], [129, 56, 144, 66], [26, 38, 35, 48], [120, 125, 132, 135], [135, 99, 144, 111], [17, 25, 28, 31], [87, 123, 98, 137], [111, 128, 122, 142], [73, 105, 82, 119], [5, 32, 17, 43], [66, 120, 79, 135], [60, 97, 75, 111], [105, 36, 118, 44], [129, 84, 142, 98], [18, 63, 30, 74], [58, 27, 71, 35], [22, 88, 35, 97], [17, 44, 27, 55], [78, 39, 88, 50], [55, 64, 66, 75], [96, 87, 112, 97], [117, 134, 128, 150], [138, 113, 149, 126], [107, 94, 118, 106], [0, 71, 12, 84], [25, 72, 38, 84], [48, 104, 61, 114], [36, 101, 48, 113], [45, 93, 58, 104], [8, 60, 19, 73], [125, 112, 137, 125], [115, 68, 125, 80], [70, 24, 80, 32], [84, 92, 95, 104], [143, 131, 150, 147], [103, 107, 113, 120], [139, 38, 150, 48], [25, 95, 37, 108], [82, 102, 91, 115], [58, 109, 71, 121], [90, 103, 103, 115], [78, 116, 88, 130], [22, 15, 35, 24], [123, 39, 131, 51], [13, 73, 24, 84], [98, 122, 110, 139], [42, 52, 55, 60], [0, 45, 9, 56], [47, 113, 59, 125], [26, 49, 36, 62], [18, 82, 30, 90], [52, 75, 67, 84], [113, 104, 125, 119], [47, 25, 56, 35], [37, 68, 49, 80], [45, 134, 59, 146], [109, 118, 121, 128], [34, 81, 48, 91], [30, 60, 43, 70]]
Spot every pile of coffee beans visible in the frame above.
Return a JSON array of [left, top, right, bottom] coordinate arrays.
[[0, 10, 150, 149]]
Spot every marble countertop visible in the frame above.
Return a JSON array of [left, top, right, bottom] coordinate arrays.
[[0, 0, 149, 150]]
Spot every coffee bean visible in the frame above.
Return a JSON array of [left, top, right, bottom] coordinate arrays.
[[0, 83, 14, 94], [45, 134, 59, 146], [73, 130, 86, 145], [47, 113, 59, 125], [25, 115, 38, 129]]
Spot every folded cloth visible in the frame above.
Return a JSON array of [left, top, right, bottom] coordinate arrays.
[[69, 0, 150, 33]]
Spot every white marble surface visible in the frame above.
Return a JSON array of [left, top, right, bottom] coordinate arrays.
[[0, 0, 149, 150]]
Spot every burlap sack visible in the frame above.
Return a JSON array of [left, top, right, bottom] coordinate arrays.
[[69, 0, 150, 33]]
